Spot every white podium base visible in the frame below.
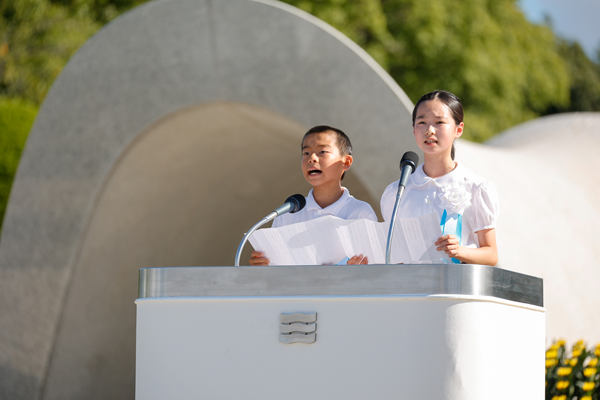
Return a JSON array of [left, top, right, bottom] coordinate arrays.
[[136, 294, 544, 399]]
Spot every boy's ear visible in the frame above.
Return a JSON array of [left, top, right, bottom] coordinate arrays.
[[343, 155, 353, 170]]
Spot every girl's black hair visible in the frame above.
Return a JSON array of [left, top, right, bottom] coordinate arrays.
[[412, 90, 463, 160]]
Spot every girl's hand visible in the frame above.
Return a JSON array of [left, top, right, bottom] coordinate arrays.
[[249, 251, 270, 266], [347, 254, 368, 265], [434, 229, 498, 266], [435, 235, 461, 258]]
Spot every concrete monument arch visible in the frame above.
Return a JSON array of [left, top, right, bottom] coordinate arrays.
[[3, 0, 600, 398], [0, 0, 417, 398]]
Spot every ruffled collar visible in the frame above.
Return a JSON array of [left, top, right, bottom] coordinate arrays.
[[410, 162, 466, 187]]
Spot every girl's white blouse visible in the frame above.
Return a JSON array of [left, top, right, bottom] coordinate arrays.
[[380, 162, 499, 248]]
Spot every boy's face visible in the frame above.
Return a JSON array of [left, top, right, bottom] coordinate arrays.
[[301, 132, 352, 189]]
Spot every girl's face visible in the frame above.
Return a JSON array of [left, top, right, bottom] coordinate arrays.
[[413, 99, 463, 159]]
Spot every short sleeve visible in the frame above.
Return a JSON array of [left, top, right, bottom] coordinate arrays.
[[471, 180, 499, 232], [360, 204, 378, 222], [347, 198, 378, 221]]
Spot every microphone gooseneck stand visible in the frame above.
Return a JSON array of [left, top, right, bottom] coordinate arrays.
[[235, 194, 306, 266], [385, 184, 405, 265], [234, 213, 277, 267], [385, 151, 419, 264]]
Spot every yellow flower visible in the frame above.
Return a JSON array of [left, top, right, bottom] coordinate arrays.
[[546, 350, 558, 359], [581, 396, 592, 400], [552, 395, 567, 400], [589, 358, 599, 367], [576, 340, 585, 346], [573, 349, 582, 357], [546, 359, 558, 367], [557, 367, 572, 376], [557, 339, 566, 346], [583, 367, 597, 377], [550, 343, 560, 351], [582, 381, 595, 391], [556, 380, 569, 390], [563, 358, 578, 367], [595, 348, 600, 357]]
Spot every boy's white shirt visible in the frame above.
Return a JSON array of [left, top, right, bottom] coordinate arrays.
[[272, 187, 377, 228]]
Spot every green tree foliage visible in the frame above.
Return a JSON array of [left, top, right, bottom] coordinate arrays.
[[287, 0, 399, 70], [545, 40, 600, 113], [0, 97, 37, 231], [284, 0, 571, 142], [0, 0, 100, 104], [50, 0, 148, 25], [385, 0, 570, 142]]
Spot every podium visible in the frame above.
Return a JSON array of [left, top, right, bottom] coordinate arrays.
[[136, 264, 544, 399]]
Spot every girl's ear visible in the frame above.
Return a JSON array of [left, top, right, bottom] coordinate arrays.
[[343, 155, 353, 170], [455, 122, 464, 139]]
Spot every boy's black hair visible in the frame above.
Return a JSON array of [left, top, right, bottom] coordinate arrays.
[[302, 125, 352, 156], [302, 125, 352, 180]]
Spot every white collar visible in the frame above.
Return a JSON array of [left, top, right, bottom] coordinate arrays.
[[305, 187, 350, 214], [410, 162, 466, 187]]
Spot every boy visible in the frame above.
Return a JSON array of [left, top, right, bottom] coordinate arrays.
[[249, 125, 377, 266]]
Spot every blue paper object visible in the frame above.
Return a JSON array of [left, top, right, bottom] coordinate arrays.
[[440, 209, 462, 264], [336, 257, 350, 265]]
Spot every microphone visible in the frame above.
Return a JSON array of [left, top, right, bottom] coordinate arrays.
[[271, 194, 306, 219], [385, 151, 419, 264], [234, 194, 306, 266], [398, 151, 419, 187]]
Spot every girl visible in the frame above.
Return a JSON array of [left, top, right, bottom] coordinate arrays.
[[380, 90, 499, 266]]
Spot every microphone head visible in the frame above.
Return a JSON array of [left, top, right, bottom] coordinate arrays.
[[285, 194, 306, 214], [399, 151, 419, 174]]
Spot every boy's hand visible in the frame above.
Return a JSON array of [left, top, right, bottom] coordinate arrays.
[[347, 254, 368, 265], [435, 235, 461, 258], [249, 251, 270, 266]]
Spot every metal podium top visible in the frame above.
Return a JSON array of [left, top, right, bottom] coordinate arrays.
[[138, 264, 543, 307]]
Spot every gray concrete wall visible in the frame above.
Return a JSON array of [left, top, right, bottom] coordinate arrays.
[[469, 112, 600, 344], [0, 0, 417, 398]]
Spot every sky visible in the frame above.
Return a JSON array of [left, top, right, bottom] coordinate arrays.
[[518, 0, 600, 61]]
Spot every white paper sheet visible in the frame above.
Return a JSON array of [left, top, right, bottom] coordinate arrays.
[[248, 213, 450, 265]]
